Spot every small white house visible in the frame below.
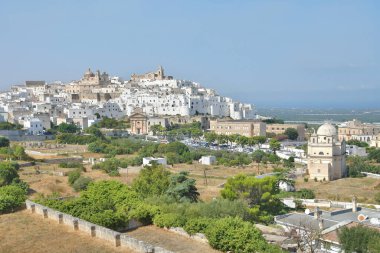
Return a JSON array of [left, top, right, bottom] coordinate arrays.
[[142, 157, 167, 167], [24, 118, 44, 135], [346, 145, 367, 157], [199, 155, 216, 165], [279, 180, 295, 192]]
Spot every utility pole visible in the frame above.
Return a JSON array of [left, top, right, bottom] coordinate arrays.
[[203, 169, 208, 186]]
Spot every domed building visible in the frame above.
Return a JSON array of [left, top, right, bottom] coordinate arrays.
[[307, 123, 347, 181]]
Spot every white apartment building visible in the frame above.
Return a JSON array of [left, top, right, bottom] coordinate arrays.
[[24, 118, 44, 135]]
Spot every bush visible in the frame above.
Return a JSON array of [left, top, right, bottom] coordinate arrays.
[[0, 162, 20, 187], [72, 176, 92, 192], [0, 122, 22, 130], [284, 128, 298, 140], [128, 203, 160, 225], [56, 133, 99, 145], [297, 188, 315, 199], [0, 137, 10, 148], [57, 123, 79, 133], [59, 162, 84, 170], [204, 217, 274, 253], [92, 158, 127, 176], [37, 180, 141, 230], [375, 192, 380, 204], [368, 149, 380, 163], [346, 139, 369, 148], [153, 213, 187, 228], [0, 185, 27, 213], [68, 170, 81, 186], [339, 225, 380, 253], [184, 217, 215, 235], [132, 164, 170, 198]]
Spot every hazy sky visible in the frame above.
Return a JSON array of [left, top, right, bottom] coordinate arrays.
[[1, 0, 379, 108]]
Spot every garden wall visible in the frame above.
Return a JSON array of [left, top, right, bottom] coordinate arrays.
[[25, 200, 174, 253]]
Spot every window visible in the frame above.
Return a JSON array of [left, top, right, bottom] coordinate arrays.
[[319, 151, 324, 155]]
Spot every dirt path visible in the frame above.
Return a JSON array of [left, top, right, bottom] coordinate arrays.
[[127, 225, 220, 253], [0, 210, 135, 253]]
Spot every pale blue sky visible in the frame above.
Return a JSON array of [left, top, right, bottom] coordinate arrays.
[[0, 0, 379, 108]]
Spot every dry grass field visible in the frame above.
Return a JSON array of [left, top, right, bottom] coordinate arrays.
[[170, 162, 276, 201], [127, 225, 220, 253], [295, 177, 380, 203], [19, 165, 141, 199], [0, 210, 135, 253]]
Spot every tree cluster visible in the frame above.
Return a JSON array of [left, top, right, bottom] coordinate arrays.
[[339, 225, 380, 253], [0, 161, 28, 213], [221, 174, 288, 224]]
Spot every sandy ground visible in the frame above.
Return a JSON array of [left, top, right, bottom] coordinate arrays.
[[127, 225, 220, 253], [0, 210, 135, 253]]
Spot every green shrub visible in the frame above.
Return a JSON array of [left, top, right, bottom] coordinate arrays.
[[339, 225, 380, 253], [72, 176, 92, 192], [132, 164, 170, 198], [59, 162, 84, 170], [0, 162, 20, 187], [297, 188, 315, 199], [92, 158, 127, 176], [128, 203, 160, 225], [68, 170, 81, 185], [375, 192, 380, 204], [0, 137, 10, 147], [0, 185, 27, 213], [205, 217, 268, 253], [153, 213, 187, 228], [37, 180, 141, 230], [56, 133, 99, 145], [11, 178, 29, 193], [184, 217, 215, 235]]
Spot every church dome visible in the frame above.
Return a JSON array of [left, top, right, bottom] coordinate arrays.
[[84, 68, 93, 77], [317, 123, 337, 136]]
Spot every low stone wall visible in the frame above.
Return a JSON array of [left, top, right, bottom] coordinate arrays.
[[167, 227, 208, 244], [362, 172, 380, 179], [25, 200, 174, 253], [40, 157, 83, 164], [281, 198, 380, 210]]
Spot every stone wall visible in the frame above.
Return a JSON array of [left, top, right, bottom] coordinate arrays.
[[41, 157, 83, 164], [0, 130, 55, 141], [281, 198, 380, 210], [25, 200, 174, 253]]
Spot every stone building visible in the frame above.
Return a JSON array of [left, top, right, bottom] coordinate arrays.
[[338, 119, 380, 143], [266, 123, 306, 141], [209, 119, 266, 137], [308, 123, 346, 181], [370, 133, 380, 148], [129, 108, 148, 135], [131, 66, 173, 81]]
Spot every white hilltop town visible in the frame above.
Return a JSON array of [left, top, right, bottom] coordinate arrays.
[[2, 66, 380, 253], [0, 66, 257, 134]]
